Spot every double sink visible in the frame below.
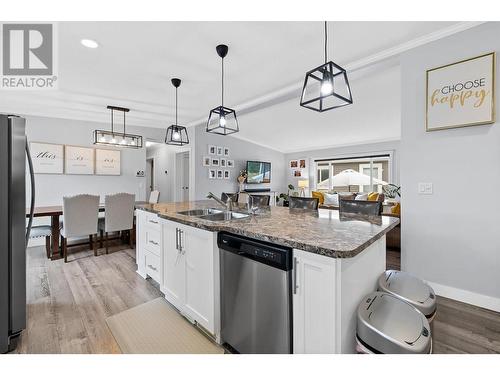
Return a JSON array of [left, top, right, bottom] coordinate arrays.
[[177, 208, 250, 221]]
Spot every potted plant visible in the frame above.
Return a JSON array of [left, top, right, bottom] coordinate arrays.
[[276, 184, 295, 206]]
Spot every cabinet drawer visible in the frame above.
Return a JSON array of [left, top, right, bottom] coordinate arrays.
[[145, 213, 161, 231], [145, 250, 160, 282], [145, 228, 161, 256]]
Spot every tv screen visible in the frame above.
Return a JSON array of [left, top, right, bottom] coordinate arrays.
[[246, 161, 271, 184]]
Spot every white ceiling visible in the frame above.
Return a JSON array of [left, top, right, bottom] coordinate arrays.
[[0, 21, 481, 151]]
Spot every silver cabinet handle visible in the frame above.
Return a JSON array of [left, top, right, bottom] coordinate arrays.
[[147, 264, 158, 271], [175, 228, 179, 250], [178, 229, 183, 252], [149, 240, 159, 246], [149, 219, 159, 224], [293, 257, 299, 294]]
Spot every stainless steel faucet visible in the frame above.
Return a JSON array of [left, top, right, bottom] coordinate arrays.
[[207, 192, 232, 210]]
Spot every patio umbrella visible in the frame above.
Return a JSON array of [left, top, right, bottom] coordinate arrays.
[[331, 169, 387, 191]]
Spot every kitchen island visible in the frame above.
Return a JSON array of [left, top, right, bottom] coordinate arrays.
[[135, 200, 399, 354]]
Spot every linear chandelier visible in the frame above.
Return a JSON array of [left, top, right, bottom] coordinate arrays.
[[93, 106, 143, 148], [206, 44, 239, 135], [300, 21, 353, 112], [165, 78, 189, 146]]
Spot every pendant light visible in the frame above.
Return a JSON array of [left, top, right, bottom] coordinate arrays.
[[165, 78, 189, 145], [300, 21, 353, 112], [206, 44, 239, 135], [93, 106, 143, 148]]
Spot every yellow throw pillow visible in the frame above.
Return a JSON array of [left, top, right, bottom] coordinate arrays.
[[367, 192, 379, 201], [312, 191, 324, 205], [391, 202, 401, 216]]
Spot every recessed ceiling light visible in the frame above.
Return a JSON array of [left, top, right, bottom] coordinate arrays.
[[81, 39, 99, 49]]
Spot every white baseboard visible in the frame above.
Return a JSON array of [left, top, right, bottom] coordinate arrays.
[[427, 280, 500, 313]]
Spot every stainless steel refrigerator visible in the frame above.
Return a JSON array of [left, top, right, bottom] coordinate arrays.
[[0, 114, 35, 353]]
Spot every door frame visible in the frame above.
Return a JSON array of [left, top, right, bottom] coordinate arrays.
[[173, 147, 195, 202], [146, 157, 155, 199]]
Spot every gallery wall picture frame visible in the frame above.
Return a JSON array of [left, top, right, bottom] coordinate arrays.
[[217, 169, 224, 179], [95, 148, 121, 175], [224, 170, 230, 179], [290, 160, 298, 168], [208, 169, 216, 179], [227, 159, 235, 168], [220, 158, 227, 167], [216, 146, 223, 156], [65, 145, 95, 175], [224, 147, 230, 157], [426, 52, 495, 132], [211, 158, 220, 167], [208, 145, 216, 155], [30, 142, 64, 174], [203, 156, 211, 167]]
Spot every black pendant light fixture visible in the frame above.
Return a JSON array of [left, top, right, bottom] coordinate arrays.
[[165, 78, 189, 146], [93, 106, 143, 148], [300, 21, 353, 112], [206, 44, 239, 135]]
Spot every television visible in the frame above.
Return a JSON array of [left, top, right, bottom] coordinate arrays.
[[246, 161, 271, 184]]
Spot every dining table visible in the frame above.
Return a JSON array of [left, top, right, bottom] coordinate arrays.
[[26, 201, 147, 260]]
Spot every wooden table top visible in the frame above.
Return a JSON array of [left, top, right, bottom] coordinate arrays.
[[26, 201, 148, 217]]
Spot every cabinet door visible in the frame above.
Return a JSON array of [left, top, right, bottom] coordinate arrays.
[[181, 224, 216, 334], [293, 249, 336, 354], [162, 221, 185, 311], [135, 210, 147, 278]]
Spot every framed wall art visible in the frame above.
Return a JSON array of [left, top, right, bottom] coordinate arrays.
[[95, 149, 121, 175], [65, 146, 94, 175], [30, 142, 64, 174], [426, 52, 495, 131]]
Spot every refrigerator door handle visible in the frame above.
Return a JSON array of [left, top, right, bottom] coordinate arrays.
[[25, 139, 35, 246]]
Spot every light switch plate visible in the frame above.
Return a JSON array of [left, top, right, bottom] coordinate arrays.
[[418, 182, 433, 195]]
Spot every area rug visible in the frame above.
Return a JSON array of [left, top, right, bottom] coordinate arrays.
[[106, 297, 223, 354]]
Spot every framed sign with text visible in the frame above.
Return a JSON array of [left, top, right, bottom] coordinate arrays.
[[426, 52, 495, 131], [30, 142, 64, 174], [95, 149, 121, 175], [65, 146, 94, 175]]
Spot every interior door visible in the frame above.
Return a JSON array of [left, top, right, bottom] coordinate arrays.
[[175, 151, 189, 202], [162, 221, 185, 311]]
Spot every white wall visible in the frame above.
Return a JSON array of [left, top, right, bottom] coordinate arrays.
[[194, 124, 287, 200], [400, 22, 500, 311], [146, 144, 177, 202], [26, 115, 148, 206]]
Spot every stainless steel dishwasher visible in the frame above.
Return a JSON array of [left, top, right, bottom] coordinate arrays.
[[218, 232, 293, 354]]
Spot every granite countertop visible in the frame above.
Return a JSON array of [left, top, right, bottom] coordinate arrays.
[[136, 200, 399, 259]]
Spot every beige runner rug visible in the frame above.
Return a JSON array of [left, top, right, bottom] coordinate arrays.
[[106, 297, 224, 354]]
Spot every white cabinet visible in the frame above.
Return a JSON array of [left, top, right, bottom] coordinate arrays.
[[293, 248, 337, 354], [135, 210, 162, 284], [161, 220, 219, 337], [293, 236, 386, 354]]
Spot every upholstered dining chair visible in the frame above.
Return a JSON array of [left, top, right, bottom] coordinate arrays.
[[289, 196, 319, 210], [61, 194, 100, 263], [249, 194, 270, 207], [339, 199, 382, 216], [99, 193, 135, 254], [28, 225, 53, 259], [149, 190, 160, 204], [237, 192, 249, 204]]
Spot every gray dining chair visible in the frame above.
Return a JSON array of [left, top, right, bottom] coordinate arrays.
[[249, 194, 270, 207], [149, 190, 160, 204], [28, 225, 52, 259], [339, 200, 382, 216], [61, 194, 100, 263], [99, 193, 135, 254], [289, 196, 319, 210]]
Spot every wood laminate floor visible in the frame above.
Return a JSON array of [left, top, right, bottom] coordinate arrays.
[[12, 245, 500, 354]]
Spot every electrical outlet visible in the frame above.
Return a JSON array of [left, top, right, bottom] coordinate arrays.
[[418, 182, 433, 195]]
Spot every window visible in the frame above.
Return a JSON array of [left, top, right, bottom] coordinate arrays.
[[314, 154, 391, 193]]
